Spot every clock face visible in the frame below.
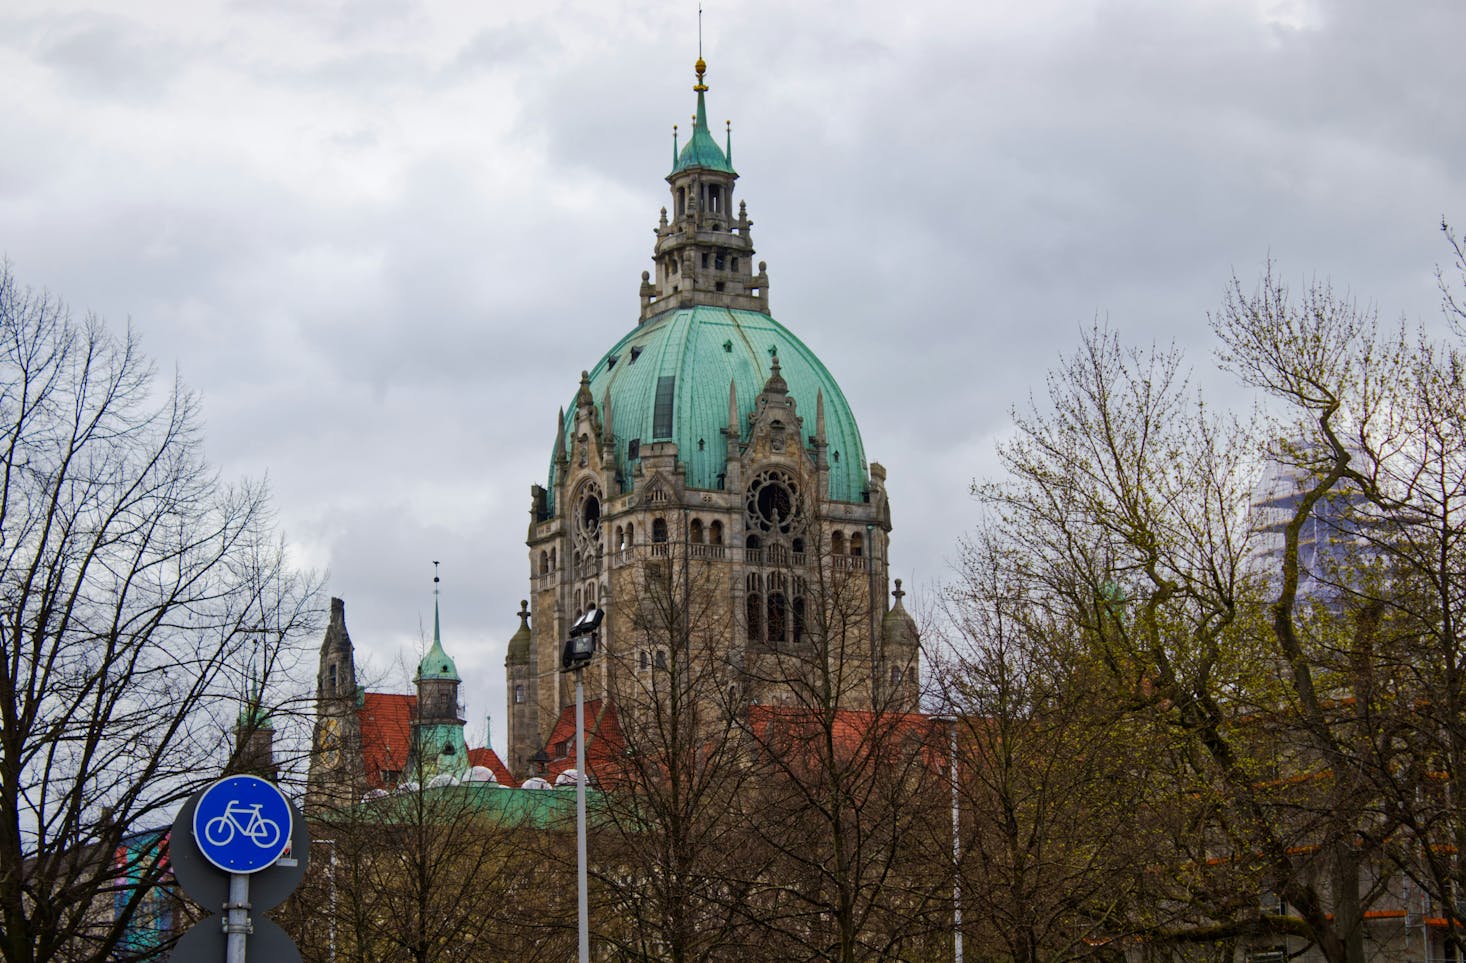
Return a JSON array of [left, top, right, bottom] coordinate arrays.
[[318, 716, 342, 769]]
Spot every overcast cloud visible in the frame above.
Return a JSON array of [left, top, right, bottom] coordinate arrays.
[[3, 0, 1463, 753]]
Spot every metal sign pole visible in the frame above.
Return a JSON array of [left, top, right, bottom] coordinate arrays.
[[225, 872, 251, 963]]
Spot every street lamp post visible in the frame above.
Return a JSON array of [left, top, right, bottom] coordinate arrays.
[[314, 837, 338, 963], [562, 606, 604, 963], [931, 715, 962, 963]]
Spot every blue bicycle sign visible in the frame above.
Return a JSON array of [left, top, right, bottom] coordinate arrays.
[[192, 775, 293, 873], [203, 800, 284, 849]]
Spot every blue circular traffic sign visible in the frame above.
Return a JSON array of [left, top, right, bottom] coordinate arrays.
[[191, 775, 293, 874]]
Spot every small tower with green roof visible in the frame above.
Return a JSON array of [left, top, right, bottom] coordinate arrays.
[[639, 56, 769, 322], [409, 564, 469, 782]]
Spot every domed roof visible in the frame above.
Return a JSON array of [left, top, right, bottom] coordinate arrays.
[[671, 60, 734, 176], [548, 306, 869, 506], [505, 601, 532, 665], [415, 595, 460, 682], [672, 89, 734, 175]]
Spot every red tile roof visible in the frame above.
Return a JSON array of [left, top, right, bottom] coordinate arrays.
[[542, 699, 626, 783], [357, 693, 414, 790], [528, 700, 944, 786], [467, 747, 514, 785], [354, 691, 508, 789], [743, 704, 945, 776]]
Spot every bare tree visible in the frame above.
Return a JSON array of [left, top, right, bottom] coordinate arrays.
[[0, 265, 318, 963], [975, 299, 1406, 962], [732, 523, 948, 963], [590, 538, 762, 962], [287, 782, 568, 963]]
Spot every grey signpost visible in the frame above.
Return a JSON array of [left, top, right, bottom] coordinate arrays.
[[170, 775, 308, 963]]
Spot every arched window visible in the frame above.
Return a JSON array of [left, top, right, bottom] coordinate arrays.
[[574, 588, 582, 612], [851, 532, 864, 557], [793, 596, 806, 644], [640, 651, 648, 671], [652, 517, 668, 543], [539, 551, 549, 575], [614, 526, 624, 550], [654, 649, 667, 670], [745, 572, 761, 592], [768, 593, 787, 644], [792, 537, 805, 554], [832, 531, 847, 555], [746, 593, 762, 643], [690, 519, 704, 544], [549, 548, 556, 571], [514, 684, 525, 704], [625, 523, 635, 545], [677, 187, 686, 217], [710, 521, 724, 545]]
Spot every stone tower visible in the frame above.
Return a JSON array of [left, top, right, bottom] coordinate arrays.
[[504, 601, 535, 775], [406, 571, 470, 783], [307, 597, 362, 808], [507, 57, 919, 774]]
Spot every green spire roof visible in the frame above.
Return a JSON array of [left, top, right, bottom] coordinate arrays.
[[671, 60, 735, 176], [416, 591, 461, 682], [237, 649, 272, 729]]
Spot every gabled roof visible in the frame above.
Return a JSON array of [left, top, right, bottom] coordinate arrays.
[[467, 747, 514, 786], [542, 699, 626, 783], [358, 693, 414, 790]]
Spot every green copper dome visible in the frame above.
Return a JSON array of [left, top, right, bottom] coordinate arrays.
[[672, 89, 735, 176], [416, 596, 460, 682], [549, 306, 870, 508]]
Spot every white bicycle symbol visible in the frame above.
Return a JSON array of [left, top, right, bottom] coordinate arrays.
[[202, 800, 283, 850]]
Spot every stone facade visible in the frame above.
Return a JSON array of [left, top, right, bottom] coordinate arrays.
[[505, 59, 920, 777]]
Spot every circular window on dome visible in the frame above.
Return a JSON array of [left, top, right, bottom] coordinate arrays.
[[746, 470, 800, 534]]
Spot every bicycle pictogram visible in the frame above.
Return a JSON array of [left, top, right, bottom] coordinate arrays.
[[202, 800, 283, 850], [192, 774, 293, 873]]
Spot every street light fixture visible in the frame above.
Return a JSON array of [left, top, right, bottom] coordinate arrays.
[[561, 605, 603, 963], [930, 714, 962, 963]]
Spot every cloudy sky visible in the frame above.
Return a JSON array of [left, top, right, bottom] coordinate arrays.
[[4, 0, 1463, 753]]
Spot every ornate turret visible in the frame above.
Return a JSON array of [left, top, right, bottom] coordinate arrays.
[[409, 564, 468, 782], [641, 57, 769, 321], [881, 579, 920, 703], [505, 600, 535, 777]]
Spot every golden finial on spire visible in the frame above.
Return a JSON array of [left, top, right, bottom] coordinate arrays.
[[693, 5, 708, 91]]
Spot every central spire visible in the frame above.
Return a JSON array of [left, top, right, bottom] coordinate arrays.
[[672, 56, 733, 176], [640, 55, 770, 322]]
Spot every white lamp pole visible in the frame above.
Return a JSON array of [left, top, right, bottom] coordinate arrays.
[[932, 715, 962, 963], [563, 607, 602, 963], [575, 664, 589, 963]]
